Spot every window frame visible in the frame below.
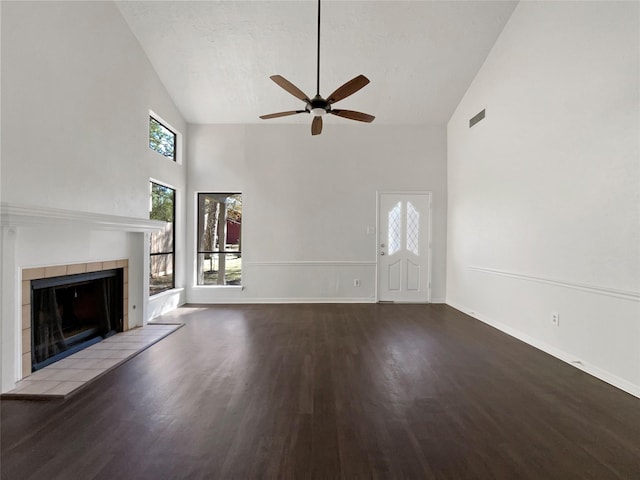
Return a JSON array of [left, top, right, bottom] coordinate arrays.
[[196, 192, 242, 287], [148, 110, 181, 163], [149, 181, 176, 296]]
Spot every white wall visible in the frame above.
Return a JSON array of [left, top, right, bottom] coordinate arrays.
[[0, 0, 4, 394], [447, 1, 640, 396], [187, 124, 447, 303], [1, 1, 186, 219], [0, 1, 187, 391]]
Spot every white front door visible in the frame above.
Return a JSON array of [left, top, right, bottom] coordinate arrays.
[[377, 192, 431, 302]]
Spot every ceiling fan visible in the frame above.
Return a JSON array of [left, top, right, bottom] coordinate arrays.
[[259, 0, 375, 135]]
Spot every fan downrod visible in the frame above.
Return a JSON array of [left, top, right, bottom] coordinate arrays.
[[259, 0, 375, 135]]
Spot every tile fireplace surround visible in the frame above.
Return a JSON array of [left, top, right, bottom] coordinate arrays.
[[1, 202, 170, 394], [20, 259, 129, 380]]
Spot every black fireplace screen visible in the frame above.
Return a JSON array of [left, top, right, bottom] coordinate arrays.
[[31, 269, 123, 371]]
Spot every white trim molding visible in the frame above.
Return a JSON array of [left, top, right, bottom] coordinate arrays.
[[189, 261, 377, 305], [468, 266, 640, 302], [245, 261, 377, 267], [1, 203, 164, 233], [189, 297, 377, 304]]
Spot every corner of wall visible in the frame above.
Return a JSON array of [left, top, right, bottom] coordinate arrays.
[[446, 1, 640, 396]]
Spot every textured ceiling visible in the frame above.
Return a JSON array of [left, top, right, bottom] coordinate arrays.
[[116, 1, 517, 125]]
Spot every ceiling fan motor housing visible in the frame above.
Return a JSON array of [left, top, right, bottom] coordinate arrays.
[[308, 95, 330, 116]]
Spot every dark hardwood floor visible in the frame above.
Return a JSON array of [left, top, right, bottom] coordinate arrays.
[[2, 304, 639, 479]]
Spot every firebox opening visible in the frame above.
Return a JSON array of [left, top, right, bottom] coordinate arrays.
[[31, 269, 124, 371]]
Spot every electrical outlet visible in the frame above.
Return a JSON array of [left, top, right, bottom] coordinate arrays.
[[551, 312, 560, 326], [354, 279, 360, 287]]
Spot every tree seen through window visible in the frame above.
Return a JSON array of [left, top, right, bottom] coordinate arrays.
[[150, 182, 175, 295], [149, 117, 176, 160], [197, 193, 242, 285]]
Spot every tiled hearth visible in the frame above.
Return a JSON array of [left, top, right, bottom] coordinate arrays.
[[2, 323, 182, 399]]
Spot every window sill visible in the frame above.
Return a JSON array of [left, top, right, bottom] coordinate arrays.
[[192, 285, 244, 290], [149, 287, 185, 299]]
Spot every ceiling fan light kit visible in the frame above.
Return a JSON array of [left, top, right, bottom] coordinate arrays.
[[259, 0, 375, 135]]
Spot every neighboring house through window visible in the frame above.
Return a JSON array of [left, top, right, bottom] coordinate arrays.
[[197, 193, 242, 285]]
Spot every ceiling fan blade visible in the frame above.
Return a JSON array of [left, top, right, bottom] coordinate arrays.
[[326, 75, 370, 104], [270, 75, 311, 103], [330, 109, 375, 123], [311, 116, 323, 135], [259, 110, 306, 120]]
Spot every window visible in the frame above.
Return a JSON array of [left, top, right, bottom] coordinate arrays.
[[197, 193, 242, 285], [149, 116, 176, 160], [150, 182, 175, 295]]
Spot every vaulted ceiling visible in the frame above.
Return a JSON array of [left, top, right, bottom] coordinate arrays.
[[116, 1, 517, 125]]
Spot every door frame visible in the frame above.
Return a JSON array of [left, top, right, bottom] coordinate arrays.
[[375, 191, 433, 303]]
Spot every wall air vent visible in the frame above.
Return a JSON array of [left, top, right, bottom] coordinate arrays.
[[469, 109, 486, 128]]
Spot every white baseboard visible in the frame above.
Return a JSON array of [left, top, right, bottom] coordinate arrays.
[[447, 301, 640, 399], [187, 297, 377, 304], [186, 297, 446, 305]]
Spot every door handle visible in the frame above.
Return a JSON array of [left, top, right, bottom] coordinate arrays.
[[380, 251, 385, 256]]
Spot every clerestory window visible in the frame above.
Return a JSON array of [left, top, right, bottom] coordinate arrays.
[[149, 116, 176, 161]]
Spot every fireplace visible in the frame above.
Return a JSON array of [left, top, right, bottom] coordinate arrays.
[[30, 269, 124, 371], [20, 259, 129, 378], [1, 203, 163, 392]]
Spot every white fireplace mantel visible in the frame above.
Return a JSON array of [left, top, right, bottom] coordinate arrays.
[[1, 202, 164, 393], [0, 202, 164, 233]]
